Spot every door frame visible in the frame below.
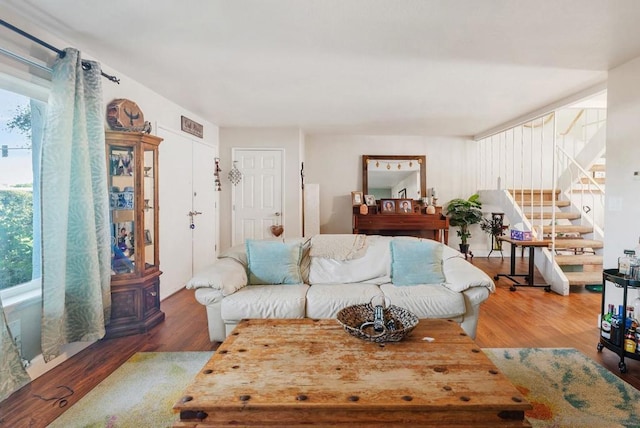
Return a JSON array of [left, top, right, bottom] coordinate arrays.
[[231, 147, 285, 245]]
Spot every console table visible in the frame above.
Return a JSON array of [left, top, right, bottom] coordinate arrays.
[[353, 207, 449, 244]]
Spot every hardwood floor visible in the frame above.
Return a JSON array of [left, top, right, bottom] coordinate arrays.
[[0, 289, 219, 427], [2, 256, 639, 427]]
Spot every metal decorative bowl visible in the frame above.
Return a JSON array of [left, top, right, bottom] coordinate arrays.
[[336, 302, 419, 343]]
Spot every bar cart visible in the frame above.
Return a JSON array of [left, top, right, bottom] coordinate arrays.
[[597, 268, 640, 373]]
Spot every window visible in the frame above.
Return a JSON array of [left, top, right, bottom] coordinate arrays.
[[0, 86, 45, 291]]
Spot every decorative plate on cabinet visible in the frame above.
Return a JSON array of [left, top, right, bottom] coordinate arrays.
[[107, 98, 147, 131]]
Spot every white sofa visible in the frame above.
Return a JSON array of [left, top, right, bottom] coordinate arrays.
[[187, 234, 495, 342]]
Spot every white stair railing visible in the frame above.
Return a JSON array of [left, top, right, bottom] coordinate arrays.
[[555, 145, 605, 237], [475, 105, 606, 295]]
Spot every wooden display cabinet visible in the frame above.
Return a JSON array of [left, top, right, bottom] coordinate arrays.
[[105, 131, 164, 338]]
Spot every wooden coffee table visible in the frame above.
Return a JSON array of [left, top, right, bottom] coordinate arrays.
[[174, 319, 531, 427]]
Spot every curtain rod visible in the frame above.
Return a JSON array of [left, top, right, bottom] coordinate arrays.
[[0, 46, 51, 74], [0, 18, 120, 84]]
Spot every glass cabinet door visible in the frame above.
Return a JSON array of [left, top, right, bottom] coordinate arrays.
[[109, 144, 136, 275], [142, 145, 157, 271]]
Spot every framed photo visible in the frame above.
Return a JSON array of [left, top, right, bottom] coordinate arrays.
[[381, 199, 396, 214], [398, 188, 407, 199], [144, 229, 153, 244], [364, 194, 376, 206], [398, 199, 413, 214], [114, 222, 134, 257], [351, 191, 363, 206]]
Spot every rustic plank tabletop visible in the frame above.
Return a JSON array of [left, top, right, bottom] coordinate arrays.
[[174, 318, 531, 427]]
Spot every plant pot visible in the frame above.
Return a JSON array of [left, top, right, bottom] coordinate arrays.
[[459, 243, 469, 254]]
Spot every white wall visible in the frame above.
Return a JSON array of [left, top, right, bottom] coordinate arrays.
[[304, 134, 477, 242], [219, 128, 304, 251], [602, 54, 640, 308], [605, 56, 640, 267]]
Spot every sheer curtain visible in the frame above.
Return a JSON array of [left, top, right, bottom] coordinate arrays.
[[0, 295, 30, 401], [40, 48, 111, 361]]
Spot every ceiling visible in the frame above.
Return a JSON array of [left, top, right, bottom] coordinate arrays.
[[3, 0, 640, 137]]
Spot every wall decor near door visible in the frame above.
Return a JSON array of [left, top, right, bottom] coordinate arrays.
[[214, 157, 222, 191], [228, 161, 243, 185], [181, 115, 203, 138]]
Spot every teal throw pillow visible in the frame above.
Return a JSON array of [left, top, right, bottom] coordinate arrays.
[[246, 240, 303, 285], [390, 239, 446, 285]]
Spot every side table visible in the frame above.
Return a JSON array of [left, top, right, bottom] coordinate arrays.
[[494, 236, 552, 292]]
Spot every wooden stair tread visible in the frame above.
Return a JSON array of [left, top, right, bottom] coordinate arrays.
[[552, 239, 603, 249], [508, 189, 560, 203], [538, 225, 593, 234], [564, 271, 603, 286], [513, 200, 571, 207], [508, 189, 560, 194], [569, 186, 604, 193], [529, 212, 581, 220], [590, 164, 606, 172], [555, 255, 603, 265], [580, 177, 606, 184]]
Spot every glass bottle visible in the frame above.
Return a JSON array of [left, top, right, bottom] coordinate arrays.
[[619, 250, 636, 277], [631, 255, 640, 281], [601, 304, 614, 340], [612, 305, 625, 346], [625, 327, 637, 353], [626, 306, 636, 330]]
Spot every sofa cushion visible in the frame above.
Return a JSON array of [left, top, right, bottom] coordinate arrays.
[[306, 283, 383, 319], [380, 283, 466, 318], [221, 284, 309, 320], [186, 258, 248, 296], [219, 243, 248, 265], [309, 235, 391, 284], [221, 238, 311, 284], [194, 287, 225, 306], [390, 239, 445, 285], [462, 286, 491, 307], [246, 240, 303, 284], [442, 257, 495, 293]]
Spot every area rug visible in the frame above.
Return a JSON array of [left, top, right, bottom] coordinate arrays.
[[484, 348, 640, 427], [48, 348, 640, 427], [48, 351, 213, 428]]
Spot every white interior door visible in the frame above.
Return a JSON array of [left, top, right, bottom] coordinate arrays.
[[192, 141, 217, 273], [232, 149, 283, 245], [158, 127, 218, 299]]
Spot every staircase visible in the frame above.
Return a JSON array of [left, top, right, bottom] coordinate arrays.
[[476, 100, 607, 294], [509, 160, 605, 288]]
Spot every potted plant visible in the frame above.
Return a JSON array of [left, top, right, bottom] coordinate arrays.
[[480, 212, 507, 252], [445, 194, 483, 256]]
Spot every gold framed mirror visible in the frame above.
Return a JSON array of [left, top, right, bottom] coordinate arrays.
[[362, 155, 426, 200]]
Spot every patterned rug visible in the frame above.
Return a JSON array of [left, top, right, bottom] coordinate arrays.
[[48, 348, 640, 427], [484, 348, 640, 427], [48, 351, 213, 428]]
